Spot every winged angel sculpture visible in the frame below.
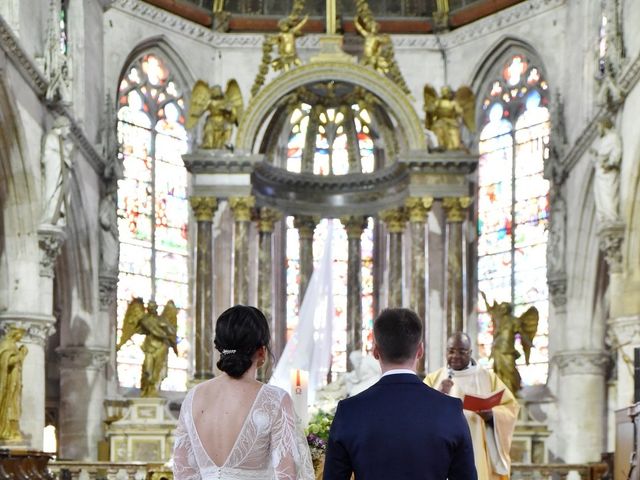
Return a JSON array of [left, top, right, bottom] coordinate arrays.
[[423, 85, 476, 151], [186, 80, 243, 150], [117, 298, 179, 397], [481, 291, 539, 394]]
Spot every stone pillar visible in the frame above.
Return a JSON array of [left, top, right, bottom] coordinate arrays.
[[190, 196, 218, 380], [257, 207, 281, 379], [442, 197, 472, 337], [380, 207, 408, 307], [0, 313, 56, 449], [554, 351, 608, 463], [341, 216, 367, 370], [57, 346, 109, 459], [405, 197, 434, 376], [294, 216, 318, 304], [229, 196, 255, 305], [0, 225, 65, 448]]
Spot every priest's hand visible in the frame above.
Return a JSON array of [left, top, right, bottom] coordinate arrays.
[[439, 378, 454, 394], [477, 409, 493, 422]]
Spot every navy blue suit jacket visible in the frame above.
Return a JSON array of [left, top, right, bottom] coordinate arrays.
[[323, 373, 477, 480]]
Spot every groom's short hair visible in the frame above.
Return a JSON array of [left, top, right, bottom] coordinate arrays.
[[373, 308, 423, 363]]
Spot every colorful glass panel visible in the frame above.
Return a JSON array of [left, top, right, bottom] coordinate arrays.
[[116, 54, 190, 391], [477, 55, 551, 385]]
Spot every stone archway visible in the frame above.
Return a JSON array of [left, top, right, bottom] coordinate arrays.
[[236, 61, 426, 153]]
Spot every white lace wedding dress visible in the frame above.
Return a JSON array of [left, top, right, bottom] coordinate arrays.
[[173, 384, 315, 480]]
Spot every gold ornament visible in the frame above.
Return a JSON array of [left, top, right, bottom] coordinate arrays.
[[404, 197, 434, 223], [380, 208, 408, 233], [423, 84, 476, 151], [271, 15, 308, 73], [117, 298, 178, 397], [442, 197, 472, 223], [190, 196, 218, 222], [294, 216, 319, 239], [257, 207, 282, 233], [229, 196, 256, 222], [186, 80, 243, 150], [340, 216, 368, 239], [0, 328, 28, 441], [480, 291, 539, 394]]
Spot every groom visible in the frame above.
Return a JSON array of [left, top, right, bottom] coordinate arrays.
[[323, 308, 477, 479]]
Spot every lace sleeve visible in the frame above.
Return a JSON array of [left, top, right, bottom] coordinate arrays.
[[172, 395, 201, 480], [270, 391, 315, 480]]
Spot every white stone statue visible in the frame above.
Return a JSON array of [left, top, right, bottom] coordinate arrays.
[[589, 117, 622, 226], [99, 188, 119, 275], [41, 116, 73, 226], [344, 351, 381, 397], [547, 191, 566, 277]]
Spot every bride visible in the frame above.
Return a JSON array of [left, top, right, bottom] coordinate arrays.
[[172, 305, 314, 480]]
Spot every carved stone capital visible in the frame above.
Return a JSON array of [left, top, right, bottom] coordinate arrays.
[[190, 196, 218, 222], [548, 275, 567, 307], [442, 197, 473, 223], [257, 207, 282, 233], [379, 207, 408, 233], [553, 350, 609, 376], [38, 225, 66, 277], [0, 313, 56, 347], [229, 196, 255, 222], [99, 274, 118, 311], [608, 315, 640, 345], [597, 222, 625, 273], [404, 196, 434, 223], [340, 216, 368, 239], [57, 346, 110, 370], [294, 215, 319, 239]]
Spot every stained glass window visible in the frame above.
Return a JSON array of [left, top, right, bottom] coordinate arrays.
[[477, 54, 550, 385], [285, 100, 377, 377], [59, 0, 68, 55], [116, 53, 190, 392]]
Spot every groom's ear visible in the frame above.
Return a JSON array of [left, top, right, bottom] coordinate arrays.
[[416, 342, 424, 360], [372, 343, 380, 360]]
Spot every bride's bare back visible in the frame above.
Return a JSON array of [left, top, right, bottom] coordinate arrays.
[[191, 377, 263, 467]]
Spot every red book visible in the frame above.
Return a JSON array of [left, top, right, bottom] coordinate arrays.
[[462, 390, 504, 412]]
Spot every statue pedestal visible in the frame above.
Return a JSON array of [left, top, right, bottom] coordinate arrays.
[[105, 397, 177, 462], [510, 396, 551, 464]]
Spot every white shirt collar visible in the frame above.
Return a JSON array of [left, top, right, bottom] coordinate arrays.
[[381, 368, 416, 377]]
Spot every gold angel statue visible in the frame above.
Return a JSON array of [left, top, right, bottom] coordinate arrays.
[[117, 298, 179, 397], [480, 291, 539, 394], [186, 80, 243, 150], [0, 327, 28, 441], [354, 16, 392, 74], [423, 84, 476, 151], [272, 15, 308, 72]]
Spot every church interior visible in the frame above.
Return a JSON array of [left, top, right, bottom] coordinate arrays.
[[0, 0, 639, 478]]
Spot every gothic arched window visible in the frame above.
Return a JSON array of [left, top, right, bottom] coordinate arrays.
[[285, 100, 377, 376], [477, 54, 551, 385], [116, 53, 191, 392]]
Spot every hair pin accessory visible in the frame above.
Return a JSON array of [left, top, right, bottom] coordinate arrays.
[[221, 349, 237, 355]]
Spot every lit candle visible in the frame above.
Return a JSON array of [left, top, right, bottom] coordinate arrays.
[[290, 368, 309, 426]]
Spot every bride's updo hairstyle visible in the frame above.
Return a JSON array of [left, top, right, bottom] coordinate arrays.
[[214, 305, 271, 379]]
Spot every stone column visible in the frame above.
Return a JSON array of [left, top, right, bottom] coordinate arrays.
[[0, 225, 65, 448], [341, 216, 367, 370], [405, 197, 434, 376], [294, 216, 318, 304], [442, 197, 472, 337], [554, 351, 608, 463], [257, 208, 281, 379], [190, 196, 218, 380], [380, 208, 408, 307], [230, 196, 255, 305], [57, 346, 109, 459]]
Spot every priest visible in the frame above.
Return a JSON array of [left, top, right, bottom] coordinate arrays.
[[425, 332, 519, 480]]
